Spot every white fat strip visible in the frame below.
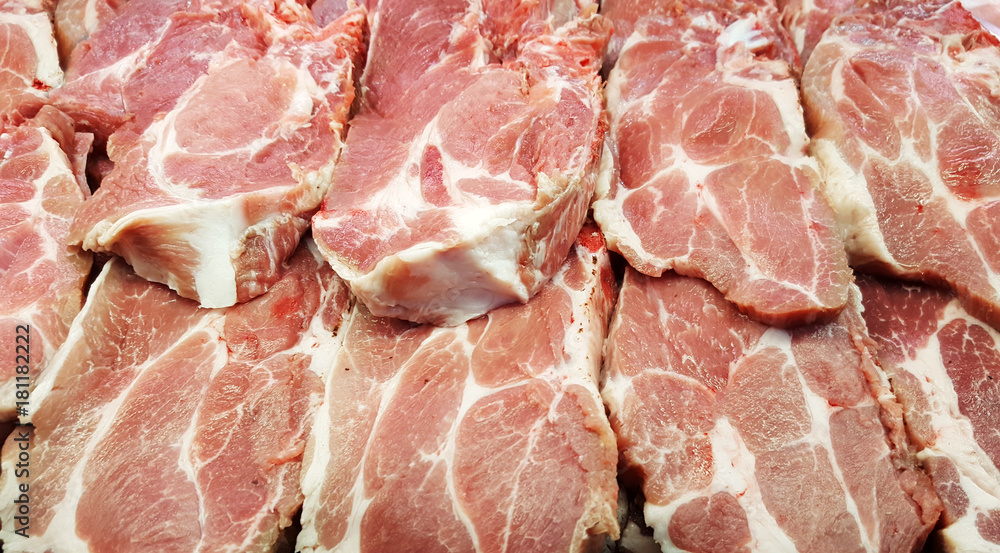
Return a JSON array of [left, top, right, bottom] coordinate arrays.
[[718, 15, 772, 53], [0, 11, 62, 88], [295, 299, 356, 553], [903, 301, 1000, 499], [83, 199, 249, 308], [10, 260, 224, 552], [935, 467, 1000, 551]]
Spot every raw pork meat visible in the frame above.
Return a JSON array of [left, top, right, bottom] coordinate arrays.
[[802, 0, 1000, 330], [859, 275, 1000, 551], [63, 1, 365, 307], [311, 0, 610, 325], [0, 0, 61, 124], [0, 106, 92, 421], [776, 0, 853, 62], [297, 224, 619, 553], [963, 0, 1000, 37], [311, 0, 350, 26], [0, 239, 350, 553], [601, 268, 941, 552], [53, 0, 128, 60], [593, 0, 850, 327]]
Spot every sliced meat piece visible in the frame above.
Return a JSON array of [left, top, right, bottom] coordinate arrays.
[[311, 0, 610, 325], [859, 275, 1000, 552], [0, 106, 92, 422], [53, 0, 129, 61], [0, 239, 349, 552], [297, 224, 620, 553], [51, 0, 255, 140], [962, 0, 1000, 37], [593, 0, 849, 327], [602, 268, 941, 552], [776, 0, 854, 63], [802, 0, 1000, 330], [0, 0, 62, 124], [64, 2, 365, 307]]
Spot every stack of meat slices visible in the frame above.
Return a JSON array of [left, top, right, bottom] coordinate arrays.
[[0, 0, 998, 551], [0, 1, 624, 552], [598, 0, 999, 551]]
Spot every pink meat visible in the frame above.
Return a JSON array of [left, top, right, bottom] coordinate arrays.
[[776, 0, 854, 63], [311, 0, 611, 325], [593, 0, 850, 327], [0, 239, 349, 552], [53, 0, 128, 61], [297, 225, 620, 553], [63, 1, 365, 308], [0, 0, 62, 125], [0, 106, 92, 421], [602, 268, 941, 552], [802, 0, 1000, 330], [859, 275, 1000, 551]]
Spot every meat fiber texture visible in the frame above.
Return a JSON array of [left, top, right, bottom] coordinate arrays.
[[53, 0, 129, 60], [0, 238, 351, 553], [311, 0, 611, 326], [859, 275, 1000, 552], [296, 224, 620, 553], [0, 107, 92, 422], [775, 0, 853, 63], [0, 0, 62, 125], [56, 0, 365, 308], [601, 268, 941, 552], [592, 0, 851, 328], [801, 0, 1000, 331]]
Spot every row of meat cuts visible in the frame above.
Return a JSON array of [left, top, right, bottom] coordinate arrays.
[[0, 0, 998, 551]]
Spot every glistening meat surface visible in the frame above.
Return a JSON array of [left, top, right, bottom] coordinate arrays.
[[64, 0, 365, 307], [312, 0, 610, 325], [593, 0, 850, 327], [859, 275, 1000, 552], [0, 107, 91, 421], [601, 268, 940, 552], [0, 239, 351, 553], [0, 0, 62, 125], [297, 225, 620, 553], [802, 0, 1000, 330]]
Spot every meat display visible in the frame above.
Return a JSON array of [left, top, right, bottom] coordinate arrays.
[[0, 0, 62, 125], [802, 0, 1000, 329], [0, 239, 349, 552], [859, 275, 1000, 552], [593, 0, 851, 327], [3, 0, 1000, 551], [0, 107, 91, 421], [297, 226, 620, 553], [601, 268, 940, 552], [59, 0, 365, 307], [311, 0, 610, 325]]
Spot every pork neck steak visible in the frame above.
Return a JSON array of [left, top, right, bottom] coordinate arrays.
[[859, 275, 1000, 551], [592, 0, 850, 328], [297, 224, 620, 553], [0, 239, 351, 553], [63, 0, 365, 308], [802, 0, 1000, 330], [311, 0, 610, 326], [53, 0, 129, 61], [0, 107, 92, 421], [0, 0, 61, 125], [601, 268, 941, 552]]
